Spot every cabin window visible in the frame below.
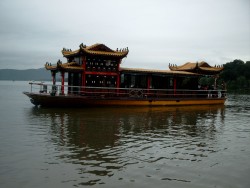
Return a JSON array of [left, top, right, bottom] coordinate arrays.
[[131, 75, 136, 87], [68, 73, 81, 93], [72, 57, 83, 65], [179, 77, 198, 89], [121, 74, 147, 88], [120, 74, 125, 85], [169, 78, 173, 87], [106, 60, 111, 66], [152, 75, 169, 89]]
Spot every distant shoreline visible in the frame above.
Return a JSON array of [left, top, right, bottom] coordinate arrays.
[[0, 68, 51, 81]]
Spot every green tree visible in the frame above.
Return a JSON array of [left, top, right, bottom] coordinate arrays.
[[220, 59, 250, 92], [237, 76, 247, 88], [199, 77, 208, 86]]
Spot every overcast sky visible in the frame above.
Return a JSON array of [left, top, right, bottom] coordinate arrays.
[[0, 0, 249, 70]]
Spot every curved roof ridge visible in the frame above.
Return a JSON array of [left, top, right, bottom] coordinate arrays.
[[85, 43, 102, 50], [62, 42, 128, 58], [169, 61, 224, 75]]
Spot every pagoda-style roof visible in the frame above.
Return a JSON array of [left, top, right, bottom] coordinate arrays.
[[169, 61, 224, 75], [120, 67, 200, 76], [45, 61, 83, 72], [62, 43, 129, 58]]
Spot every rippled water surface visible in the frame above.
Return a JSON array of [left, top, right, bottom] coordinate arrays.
[[0, 81, 250, 188]]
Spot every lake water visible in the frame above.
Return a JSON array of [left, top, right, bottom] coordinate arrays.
[[0, 81, 250, 188]]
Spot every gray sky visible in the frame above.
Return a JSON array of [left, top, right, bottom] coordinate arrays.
[[0, 0, 249, 70]]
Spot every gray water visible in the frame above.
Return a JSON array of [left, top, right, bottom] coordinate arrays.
[[0, 81, 250, 188]]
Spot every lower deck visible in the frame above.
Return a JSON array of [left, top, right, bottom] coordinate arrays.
[[24, 83, 227, 107]]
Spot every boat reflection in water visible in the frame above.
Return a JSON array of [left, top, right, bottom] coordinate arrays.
[[28, 105, 225, 186]]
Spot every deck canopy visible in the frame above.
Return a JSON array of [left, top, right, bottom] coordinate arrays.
[[120, 67, 200, 76], [43, 41, 225, 96], [169, 61, 223, 75], [62, 43, 129, 58]]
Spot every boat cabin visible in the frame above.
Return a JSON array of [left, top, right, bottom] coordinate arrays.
[[45, 43, 224, 96]]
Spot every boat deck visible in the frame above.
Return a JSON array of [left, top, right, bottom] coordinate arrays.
[[24, 82, 227, 107]]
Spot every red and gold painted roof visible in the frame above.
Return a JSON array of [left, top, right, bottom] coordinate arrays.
[[45, 42, 223, 76], [169, 61, 223, 75], [62, 43, 129, 58], [120, 67, 200, 76], [45, 61, 83, 72]]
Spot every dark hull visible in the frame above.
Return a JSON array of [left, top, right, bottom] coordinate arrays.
[[23, 92, 226, 107]]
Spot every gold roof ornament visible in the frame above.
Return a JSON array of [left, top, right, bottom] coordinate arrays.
[[169, 61, 224, 75], [45, 61, 83, 72], [61, 43, 129, 58]]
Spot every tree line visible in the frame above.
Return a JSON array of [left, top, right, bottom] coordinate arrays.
[[199, 59, 250, 93], [220, 59, 250, 92]]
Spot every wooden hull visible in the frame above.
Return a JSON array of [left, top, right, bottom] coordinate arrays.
[[23, 92, 226, 107]]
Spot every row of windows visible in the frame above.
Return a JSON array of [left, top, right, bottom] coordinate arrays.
[[67, 57, 119, 72], [86, 58, 118, 64], [67, 57, 118, 64], [67, 73, 198, 89], [86, 61, 116, 67], [86, 59, 118, 71], [85, 75, 116, 87], [86, 66, 118, 72]]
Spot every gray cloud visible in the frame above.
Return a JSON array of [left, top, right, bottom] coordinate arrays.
[[0, 0, 249, 69]]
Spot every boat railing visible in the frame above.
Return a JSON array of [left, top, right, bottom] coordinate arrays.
[[28, 82, 227, 99]]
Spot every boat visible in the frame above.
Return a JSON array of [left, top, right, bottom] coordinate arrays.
[[23, 42, 226, 107]]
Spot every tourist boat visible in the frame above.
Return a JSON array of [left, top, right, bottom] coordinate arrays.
[[23, 43, 226, 107]]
